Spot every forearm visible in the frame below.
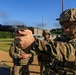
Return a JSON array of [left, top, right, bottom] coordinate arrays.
[[9, 50, 21, 59], [44, 41, 76, 62], [32, 39, 76, 62]]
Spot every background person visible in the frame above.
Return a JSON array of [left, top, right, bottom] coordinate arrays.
[[37, 30, 54, 75], [9, 32, 33, 75]]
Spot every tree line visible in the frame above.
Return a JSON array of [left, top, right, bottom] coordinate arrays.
[[50, 28, 63, 34], [0, 31, 15, 38], [0, 28, 63, 38]]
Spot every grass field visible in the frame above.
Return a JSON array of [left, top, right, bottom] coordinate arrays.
[[0, 38, 14, 52], [0, 38, 36, 55]]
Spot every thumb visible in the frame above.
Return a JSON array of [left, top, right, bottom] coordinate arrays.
[[18, 29, 32, 35]]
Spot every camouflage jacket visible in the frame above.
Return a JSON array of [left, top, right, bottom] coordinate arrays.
[[37, 38, 54, 63], [34, 37, 76, 62], [9, 42, 33, 65]]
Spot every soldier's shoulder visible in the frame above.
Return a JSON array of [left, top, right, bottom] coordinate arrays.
[[11, 41, 16, 46], [54, 34, 68, 42]]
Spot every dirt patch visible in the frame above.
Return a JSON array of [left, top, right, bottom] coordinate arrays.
[[0, 50, 13, 67], [0, 50, 40, 75]]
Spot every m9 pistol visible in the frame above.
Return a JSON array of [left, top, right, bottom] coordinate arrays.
[[0, 24, 27, 33]]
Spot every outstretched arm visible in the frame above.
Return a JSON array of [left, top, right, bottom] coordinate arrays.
[[14, 29, 76, 62]]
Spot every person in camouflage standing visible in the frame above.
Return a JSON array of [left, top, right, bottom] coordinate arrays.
[[14, 8, 76, 75], [37, 30, 53, 75], [9, 32, 33, 75]]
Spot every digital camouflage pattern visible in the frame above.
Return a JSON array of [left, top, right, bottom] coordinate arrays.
[[58, 8, 76, 39], [9, 42, 33, 75], [34, 8, 76, 75], [9, 42, 32, 65], [58, 8, 76, 26], [37, 30, 52, 75], [38, 38, 54, 75], [36, 35, 76, 75], [38, 36, 76, 62]]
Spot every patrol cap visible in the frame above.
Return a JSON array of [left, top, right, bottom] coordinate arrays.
[[42, 30, 50, 36], [57, 8, 76, 26]]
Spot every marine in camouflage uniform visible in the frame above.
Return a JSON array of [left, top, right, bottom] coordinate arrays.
[[14, 8, 76, 75], [32, 8, 76, 75], [37, 30, 54, 75], [9, 33, 33, 75]]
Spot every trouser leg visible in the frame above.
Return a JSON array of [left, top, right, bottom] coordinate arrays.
[[13, 65, 21, 75], [21, 65, 29, 75], [13, 65, 29, 75], [40, 62, 45, 75]]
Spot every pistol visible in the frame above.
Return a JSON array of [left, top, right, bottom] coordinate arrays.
[[0, 24, 27, 33]]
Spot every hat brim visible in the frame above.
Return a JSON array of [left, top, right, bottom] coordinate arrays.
[[56, 18, 60, 20]]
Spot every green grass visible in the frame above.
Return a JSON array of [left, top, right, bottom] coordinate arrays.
[[0, 38, 14, 52], [0, 38, 36, 55]]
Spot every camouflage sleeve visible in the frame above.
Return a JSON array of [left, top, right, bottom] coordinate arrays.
[[37, 39, 76, 62], [9, 42, 21, 59]]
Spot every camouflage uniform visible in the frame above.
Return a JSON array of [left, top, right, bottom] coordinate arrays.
[[37, 30, 54, 75], [32, 8, 76, 75], [9, 42, 33, 75]]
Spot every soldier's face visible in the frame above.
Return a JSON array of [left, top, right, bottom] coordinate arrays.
[[62, 23, 76, 38], [44, 33, 50, 39]]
